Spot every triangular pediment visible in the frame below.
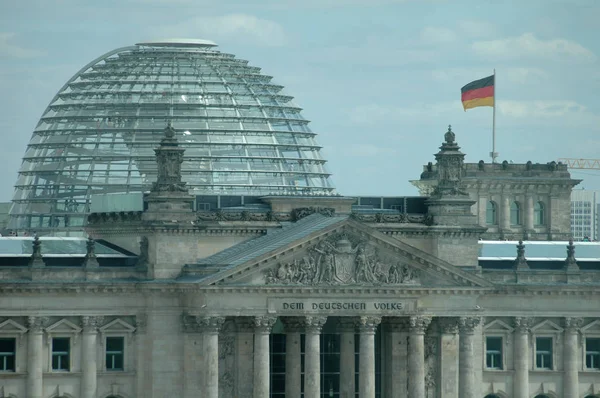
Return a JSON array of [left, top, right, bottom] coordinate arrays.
[[484, 319, 514, 333], [187, 216, 492, 288], [0, 319, 28, 334], [99, 318, 136, 333], [46, 318, 82, 334], [582, 320, 600, 333], [531, 319, 563, 333]]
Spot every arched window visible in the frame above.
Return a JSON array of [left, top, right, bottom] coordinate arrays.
[[534, 201, 545, 225], [484, 395, 502, 398], [486, 201, 498, 225], [534, 395, 551, 398], [510, 201, 521, 225]]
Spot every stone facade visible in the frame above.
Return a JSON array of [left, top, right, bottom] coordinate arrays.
[[1, 127, 596, 398]]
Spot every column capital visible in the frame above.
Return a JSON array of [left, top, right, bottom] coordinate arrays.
[[234, 316, 255, 333], [182, 314, 225, 333], [438, 317, 460, 334], [27, 316, 48, 332], [513, 316, 535, 333], [564, 317, 584, 332], [135, 313, 147, 334], [281, 316, 305, 333], [409, 315, 432, 334], [254, 315, 277, 334], [81, 316, 104, 332], [458, 316, 481, 334], [304, 316, 327, 334], [357, 316, 381, 334], [337, 317, 358, 333]]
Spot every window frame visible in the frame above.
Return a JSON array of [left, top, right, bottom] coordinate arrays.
[[484, 335, 504, 370], [534, 201, 545, 226], [585, 337, 600, 371], [486, 201, 498, 225], [534, 336, 554, 370], [51, 336, 71, 372], [510, 201, 522, 226], [105, 335, 125, 371], [0, 337, 16, 372]]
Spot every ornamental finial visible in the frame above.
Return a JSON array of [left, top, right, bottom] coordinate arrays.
[[444, 124, 455, 144]]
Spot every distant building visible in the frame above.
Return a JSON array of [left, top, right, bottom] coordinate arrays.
[[570, 190, 599, 241], [0, 202, 10, 232]]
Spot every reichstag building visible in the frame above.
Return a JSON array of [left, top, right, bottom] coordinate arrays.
[[1, 39, 599, 398]]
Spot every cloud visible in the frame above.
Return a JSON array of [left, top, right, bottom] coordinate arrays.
[[156, 14, 287, 47], [0, 33, 46, 59], [419, 27, 457, 45], [472, 33, 596, 62], [457, 20, 496, 38], [498, 100, 588, 118]]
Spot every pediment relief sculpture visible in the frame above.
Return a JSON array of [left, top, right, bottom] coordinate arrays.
[[264, 234, 420, 286]]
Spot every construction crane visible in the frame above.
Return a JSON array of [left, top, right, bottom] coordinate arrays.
[[558, 158, 600, 170]]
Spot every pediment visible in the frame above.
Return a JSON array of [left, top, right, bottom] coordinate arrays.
[[0, 319, 28, 335], [484, 319, 514, 333], [46, 318, 82, 334], [581, 320, 600, 333], [99, 318, 136, 333], [193, 217, 491, 288], [531, 319, 563, 333]]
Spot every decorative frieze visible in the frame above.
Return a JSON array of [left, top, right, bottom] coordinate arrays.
[[304, 316, 327, 334], [253, 315, 277, 333], [409, 316, 432, 334], [458, 317, 481, 334], [357, 316, 381, 334], [351, 212, 433, 225], [264, 234, 419, 286], [81, 316, 104, 332], [513, 317, 535, 333], [182, 314, 225, 333]]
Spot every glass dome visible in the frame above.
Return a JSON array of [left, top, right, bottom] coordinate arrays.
[[9, 39, 335, 231]]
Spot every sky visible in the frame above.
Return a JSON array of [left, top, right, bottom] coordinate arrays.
[[1, 0, 600, 201]]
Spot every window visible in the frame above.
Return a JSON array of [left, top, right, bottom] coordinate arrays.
[[534, 202, 545, 225], [0, 338, 16, 371], [510, 201, 521, 225], [486, 201, 497, 225], [586, 338, 600, 369], [486, 337, 503, 369], [51, 337, 70, 371], [106, 336, 125, 371], [535, 337, 553, 369]]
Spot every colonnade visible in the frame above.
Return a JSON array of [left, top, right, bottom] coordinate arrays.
[[188, 314, 482, 398]]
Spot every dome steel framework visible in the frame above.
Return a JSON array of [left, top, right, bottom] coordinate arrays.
[[10, 40, 335, 231]]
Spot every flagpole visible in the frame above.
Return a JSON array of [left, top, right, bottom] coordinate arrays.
[[492, 69, 497, 163]]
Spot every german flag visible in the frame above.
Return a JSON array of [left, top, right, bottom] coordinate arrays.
[[461, 75, 494, 111]]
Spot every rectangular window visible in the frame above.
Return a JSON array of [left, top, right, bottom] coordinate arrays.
[[0, 338, 16, 371], [586, 338, 600, 370], [51, 337, 70, 371], [106, 337, 125, 371], [535, 337, 553, 369], [486, 336, 503, 369]]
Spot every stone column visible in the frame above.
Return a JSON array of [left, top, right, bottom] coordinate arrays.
[[198, 316, 225, 398], [135, 314, 148, 398], [438, 318, 459, 398], [525, 195, 534, 231], [358, 316, 381, 398], [234, 317, 255, 398], [27, 316, 46, 398], [564, 317, 583, 398], [458, 317, 481, 398], [282, 317, 304, 398], [253, 315, 277, 398], [408, 316, 432, 398], [304, 316, 327, 398], [513, 317, 533, 398], [501, 195, 511, 230], [338, 318, 357, 398], [385, 318, 409, 398], [81, 316, 104, 398]]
